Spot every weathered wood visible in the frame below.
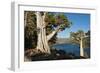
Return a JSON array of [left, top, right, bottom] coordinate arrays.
[[35, 12, 63, 54], [80, 37, 84, 57], [35, 12, 51, 54]]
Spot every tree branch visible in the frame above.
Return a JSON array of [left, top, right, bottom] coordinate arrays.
[[42, 12, 47, 28], [36, 12, 43, 28], [76, 37, 80, 41], [43, 12, 47, 17], [47, 25, 61, 41]]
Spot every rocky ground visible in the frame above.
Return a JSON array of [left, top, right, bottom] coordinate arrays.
[[24, 48, 87, 62]]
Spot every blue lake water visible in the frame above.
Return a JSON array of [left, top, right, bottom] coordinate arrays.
[[51, 43, 90, 57]]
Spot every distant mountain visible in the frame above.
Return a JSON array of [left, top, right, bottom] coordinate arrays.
[[56, 38, 71, 44]]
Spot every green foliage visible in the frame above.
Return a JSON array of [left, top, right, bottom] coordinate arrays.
[[70, 30, 90, 48], [46, 13, 72, 31], [83, 30, 90, 48], [46, 13, 56, 25], [86, 30, 90, 37], [70, 30, 85, 42]]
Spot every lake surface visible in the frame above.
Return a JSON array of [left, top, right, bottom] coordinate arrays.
[[51, 43, 90, 57]]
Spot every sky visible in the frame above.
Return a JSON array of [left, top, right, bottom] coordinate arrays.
[[57, 13, 90, 38]]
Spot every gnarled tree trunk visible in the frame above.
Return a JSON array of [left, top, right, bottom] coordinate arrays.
[[36, 12, 51, 54], [35, 12, 61, 54]]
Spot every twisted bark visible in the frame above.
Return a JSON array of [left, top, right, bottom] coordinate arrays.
[[35, 12, 63, 54], [36, 12, 51, 54]]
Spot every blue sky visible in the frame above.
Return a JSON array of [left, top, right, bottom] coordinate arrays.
[[57, 13, 90, 38]]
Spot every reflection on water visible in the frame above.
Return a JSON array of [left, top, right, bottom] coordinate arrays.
[[51, 43, 90, 57]]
